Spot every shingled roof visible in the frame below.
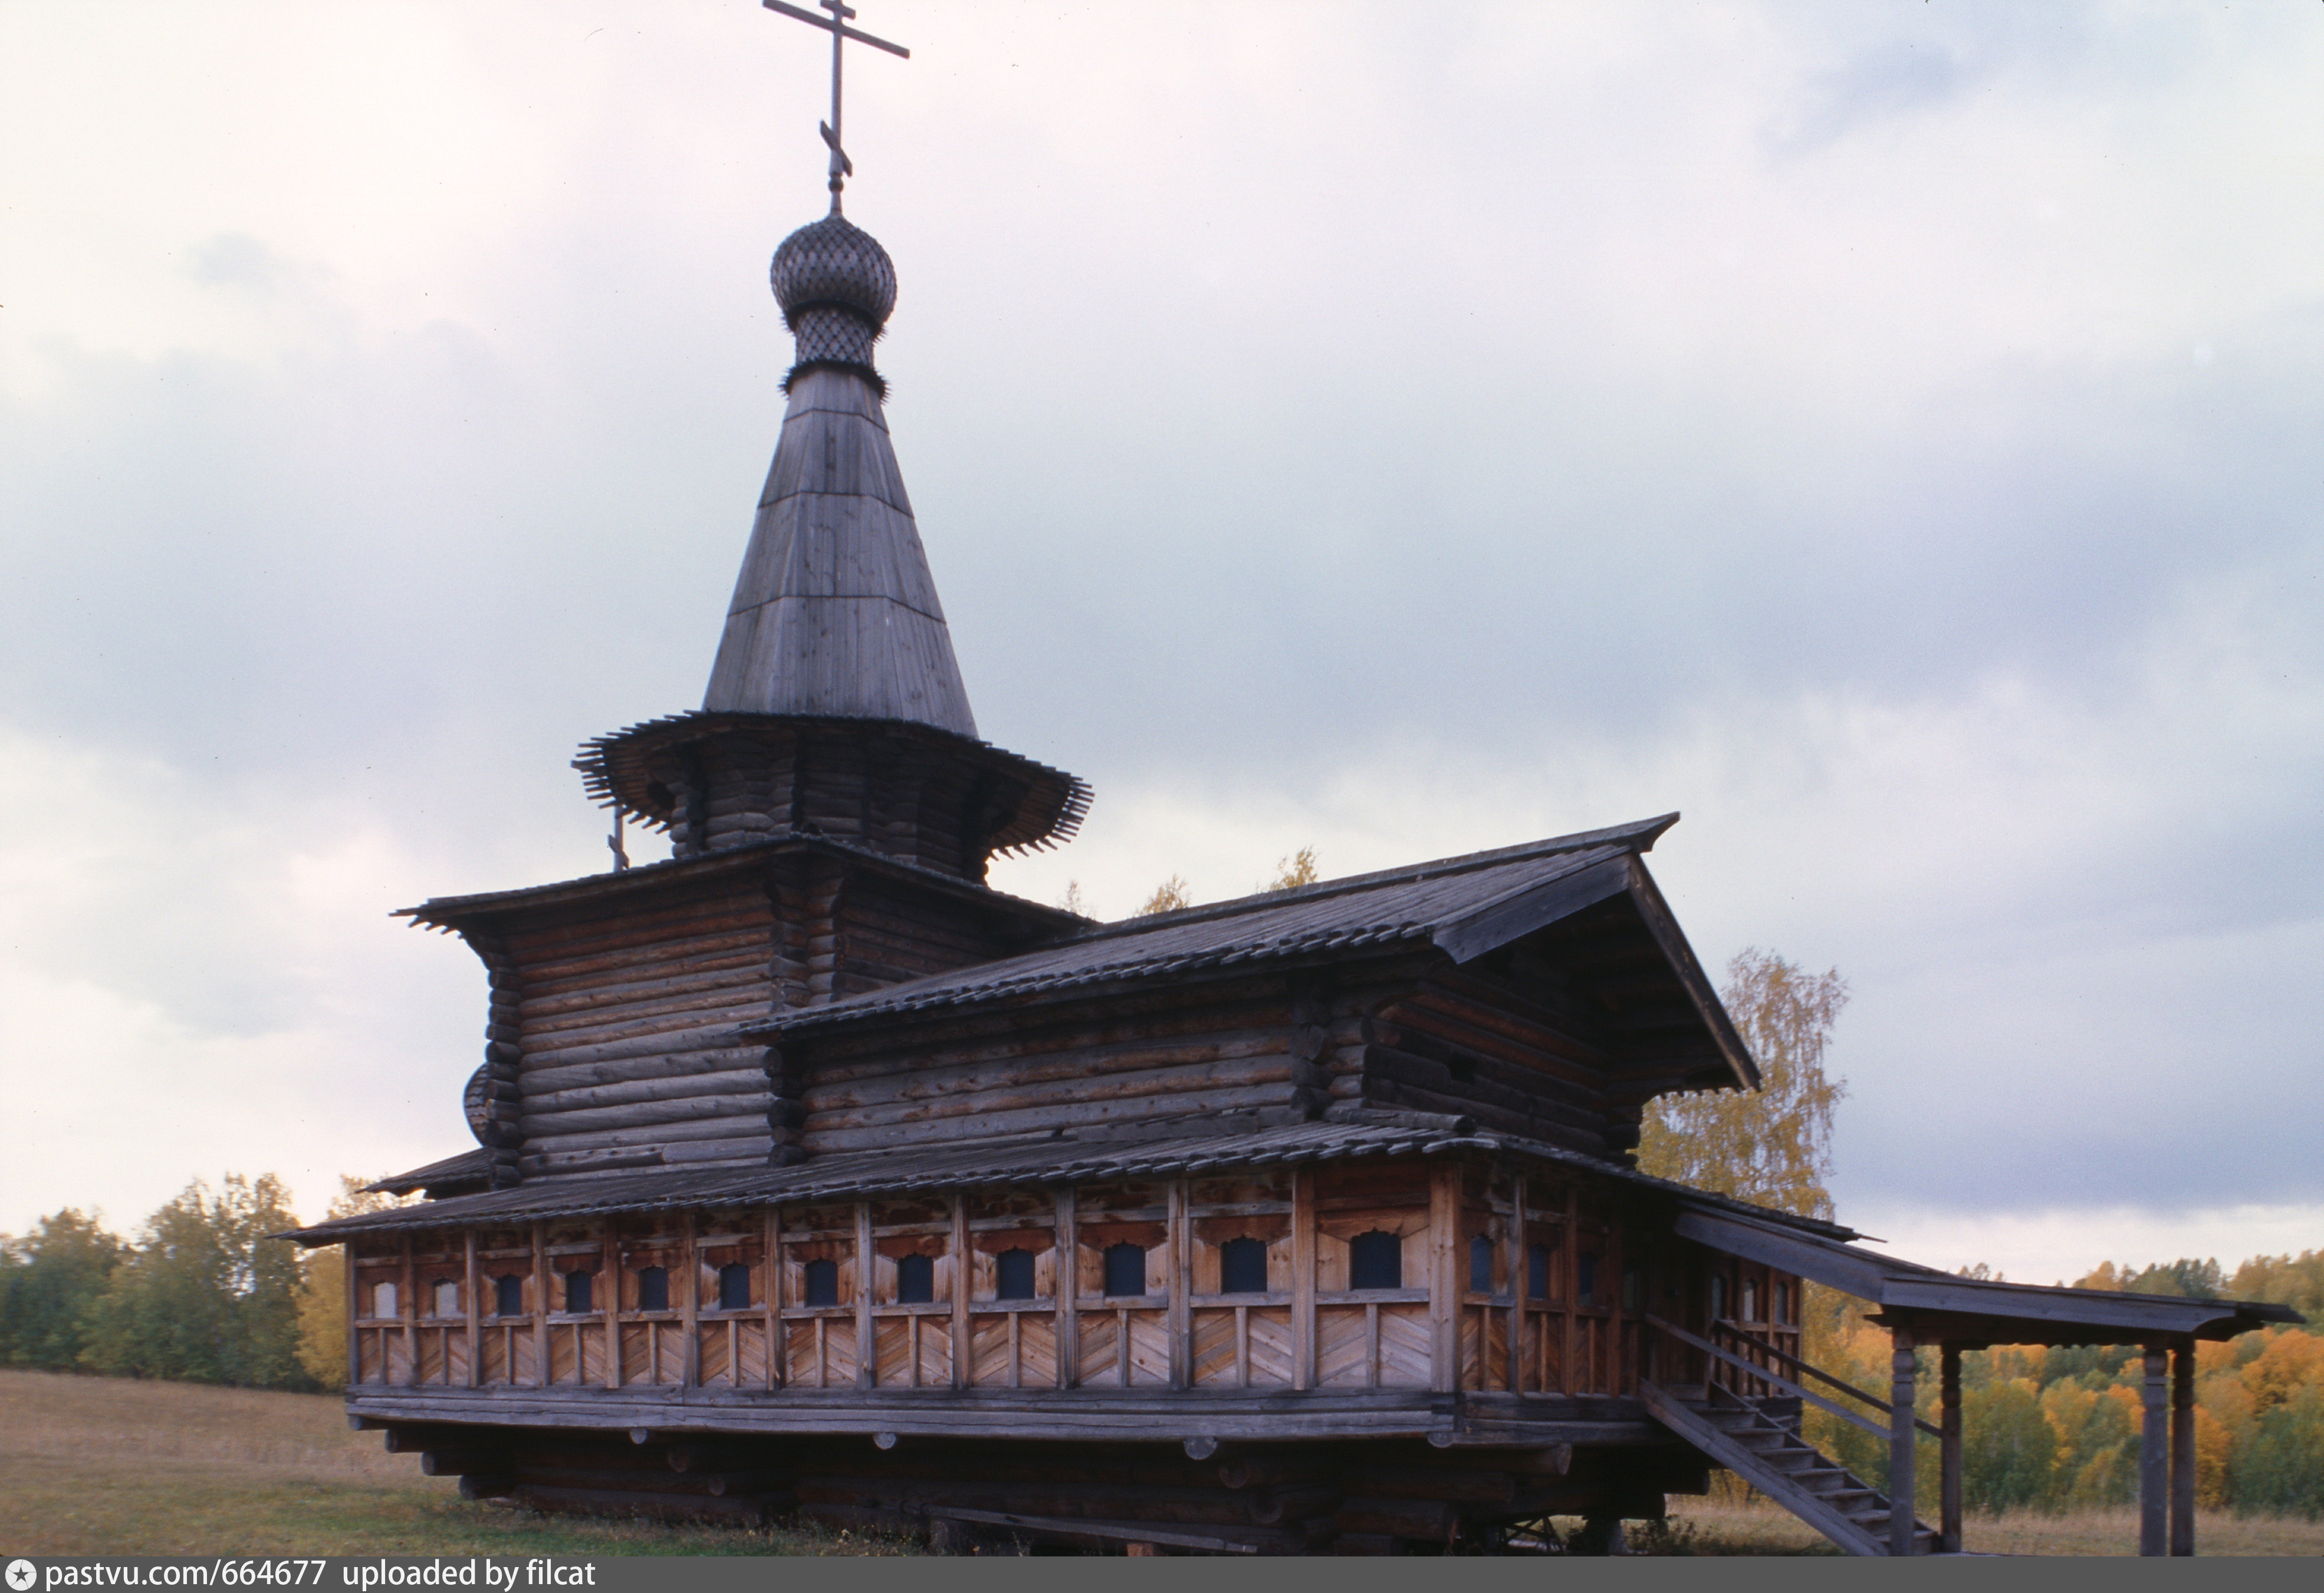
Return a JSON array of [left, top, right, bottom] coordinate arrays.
[[292, 1117, 1856, 1246], [742, 813, 1744, 1084]]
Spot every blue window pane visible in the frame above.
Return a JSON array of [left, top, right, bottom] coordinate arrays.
[[804, 1258, 840, 1307], [494, 1274, 524, 1317], [564, 1271, 593, 1314], [1470, 1235, 1494, 1293], [1349, 1230, 1401, 1291], [1103, 1243, 1147, 1298], [1577, 1252, 1598, 1305], [718, 1263, 751, 1311], [637, 1266, 669, 1312], [1527, 1245, 1550, 1302], [1219, 1237, 1267, 1295], [995, 1248, 1037, 1301], [896, 1253, 934, 1305]]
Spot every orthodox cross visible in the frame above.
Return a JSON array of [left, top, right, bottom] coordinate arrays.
[[763, 1, 910, 210]]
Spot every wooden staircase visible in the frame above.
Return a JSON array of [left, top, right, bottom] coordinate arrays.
[[1641, 1381, 1938, 1556]]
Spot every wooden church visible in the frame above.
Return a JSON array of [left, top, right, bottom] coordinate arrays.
[[292, 6, 2299, 1556]]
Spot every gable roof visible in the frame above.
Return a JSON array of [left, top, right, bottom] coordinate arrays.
[[743, 812, 1753, 1091]]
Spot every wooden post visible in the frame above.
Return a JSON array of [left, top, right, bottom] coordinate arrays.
[[1290, 1169, 1316, 1391], [530, 1220, 548, 1389], [399, 1233, 416, 1387], [1939, 1342, 1963, 1553], [1606, 1214, 1626, 1394], [1505, 1175, 1526, 1393], [1429, 1163, 1459, 1392], [1562, 1186, 1579, 1395], [680, 1209, 699, 1389], [343, 1245, 360, 1390], [2171, 1341, 2195, 1556], [949, 1196, 970, 1390], [464, 1230, 481, 1390], [1168, 1178, 1191, 1389], [1054, 1186, 1078, 1388], [2140, 1344, 2168, 1556], [765, 1206, 783, 1391], [854, 1200, 875, 1389], [1888, 1328, 1917, 1556], [604, 1220, 622, 1390]]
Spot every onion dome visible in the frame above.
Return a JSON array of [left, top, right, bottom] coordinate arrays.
[[772, 214, 896, 377]]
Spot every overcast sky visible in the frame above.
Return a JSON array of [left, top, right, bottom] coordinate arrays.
[[3, 1, 2318, 1285]]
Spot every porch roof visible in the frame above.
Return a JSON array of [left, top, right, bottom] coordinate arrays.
[[1674, 1207, 2303, 1346]]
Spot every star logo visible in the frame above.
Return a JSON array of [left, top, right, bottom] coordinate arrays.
[[5, 1559, 36, 1592]]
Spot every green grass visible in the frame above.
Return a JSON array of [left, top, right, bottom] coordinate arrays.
[[0, 1370, 908, 1557]]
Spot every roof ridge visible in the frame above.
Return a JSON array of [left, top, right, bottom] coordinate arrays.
[[1062, 812, 1681, 944]]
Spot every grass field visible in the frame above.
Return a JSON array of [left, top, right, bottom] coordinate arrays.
[[5, 1370, 2317, 1557], [1651, 1496, 2324, 1557], [0, 1371, 904, 1557]]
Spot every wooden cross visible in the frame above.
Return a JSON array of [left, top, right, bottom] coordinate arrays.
[[763, 0, 910, 211]]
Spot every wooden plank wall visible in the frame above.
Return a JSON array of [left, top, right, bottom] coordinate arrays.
[[505, 877, 779, 1180], [1363, 970, 1620, 1158], [794, 978, 1316, 1154], [344, 1161, 1724, 1403]]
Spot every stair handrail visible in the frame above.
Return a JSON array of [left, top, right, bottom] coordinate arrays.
[[1643, 1314, 1940, 1442], [1709, 1318, 1940, 1439]]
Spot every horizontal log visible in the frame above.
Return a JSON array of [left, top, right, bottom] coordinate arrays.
[[804, 1032, 1293, 1112], [660, 1137, 773, 1167], [518, 1092, 775, 1137], [520, 1008, 768, 1064], [1363, 1045, 1605, 1135], [517, 934, 773, 995], [802, 1084, 1294, 1153], [527, 1113, 774, 1154], [1340, 1466, 1513, 1503], [800, 981, 1305, 1077], [521, 1066, 771, 1116], [801, 1056, 1294, 1130], [522, 971, 776, 1034], [521, 1046, 770, 1095], [520, 998, 781, 1059], [1332, 1495, 1457, 1540], [521, 1026, 758, 1071], [418, 1448, 510, 1477]]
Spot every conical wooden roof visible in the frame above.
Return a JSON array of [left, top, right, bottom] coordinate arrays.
[[702, 214, 978, 737]]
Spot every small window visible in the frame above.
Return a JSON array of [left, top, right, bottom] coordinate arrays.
[[1527, 1245, 1550, 1302], [1576, 1252, 1598, 1306], [1741, 1278, 1760, 1322], [636, 1266, 669, 1312], [1469, 1235, 1494, 1294], [563, 1270, 593, 1314], [1103, 1242, 1147, 1298], [1349, 1230, 1402, 1291], [1219, 1236, 1268, 1295], [494, 1274, 524, 1318], [371, 1281, 399, 1318], [896, 1253, 934, 1305], [1776, 1281, 1793, 1325], [995, 1248, 1037, 1301], [1622, 1265, 1642, 1313], [719, 1263, 752, 1311], [1709, 1273, 1727, 1325], [803, 1258, 840, 1308], [430, 1279, 460, 1317]]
